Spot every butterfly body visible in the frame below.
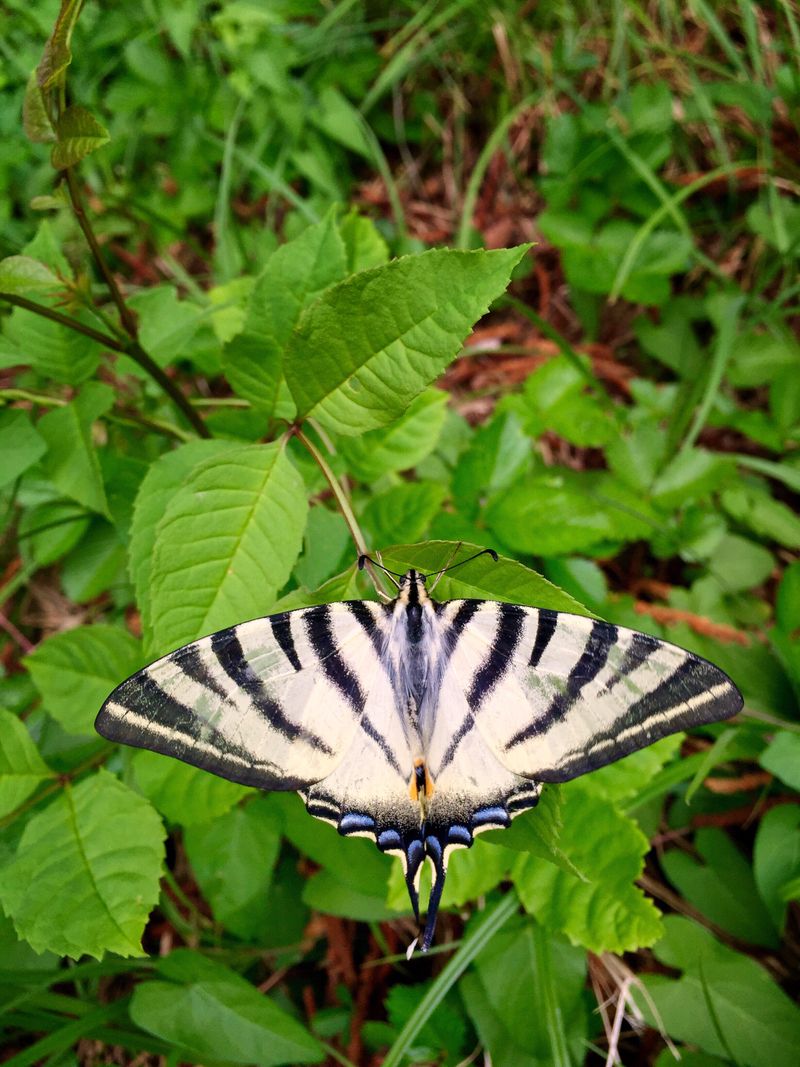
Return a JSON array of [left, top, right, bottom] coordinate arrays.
[[96, 566, 742, 951]]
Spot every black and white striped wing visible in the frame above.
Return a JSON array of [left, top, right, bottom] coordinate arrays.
[[427, 601, 743, 789], [96, 602, 412, 797]]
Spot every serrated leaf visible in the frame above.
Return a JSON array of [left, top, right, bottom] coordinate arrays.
[[131, 750, 250, 826], [337, 388, 448, 482], [285, 246, 528, 435], [2, 301, 100, 384], [0, 255, 60, 295], [512, 783, 662, 953], [379, 541, 591, 615], [130, 949, 323, 1065], [51, 106, 110, 170], [0, 410, 47, 490], [37, 383, 115, 517], [482, 787, 585, 880], [222, 210, 347, 412], [22, 71, 56, 143], [128, 440, 239, 643], [25, 624, 142, 736], [0, 770, 165, 958], [184, 797, 282, 940], [148, 442, 307, 655], [0, 708, 54, 818]]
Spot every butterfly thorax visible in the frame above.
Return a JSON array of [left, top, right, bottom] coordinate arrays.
[[389, 570, 441, 749]]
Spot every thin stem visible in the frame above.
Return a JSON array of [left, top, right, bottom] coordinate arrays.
[[0, 292, 125, 350], [0, 293, 209, 438], [292, 426, 368, 556], [64, 169, 139, 339]]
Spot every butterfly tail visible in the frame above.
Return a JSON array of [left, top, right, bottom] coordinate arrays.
[[420, 834, 448, 952]]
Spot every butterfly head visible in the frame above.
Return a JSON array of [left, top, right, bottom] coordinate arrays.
[[397, 569, 430, 606]]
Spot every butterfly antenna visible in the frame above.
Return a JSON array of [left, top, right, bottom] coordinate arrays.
[[423, 547, 498, 587], [358, 554, 401, 595]]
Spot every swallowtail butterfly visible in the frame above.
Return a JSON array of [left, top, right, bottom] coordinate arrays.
[[95, 550, 742, 951]]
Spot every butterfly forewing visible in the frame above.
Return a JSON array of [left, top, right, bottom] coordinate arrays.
[[427, 601, 743, 788]]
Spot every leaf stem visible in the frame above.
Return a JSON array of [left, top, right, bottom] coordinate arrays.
[[292, 425, 368, 557]]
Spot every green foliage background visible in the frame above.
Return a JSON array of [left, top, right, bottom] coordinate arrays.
[[1, 2, 799, 1065]]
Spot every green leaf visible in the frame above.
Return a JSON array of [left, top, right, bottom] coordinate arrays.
[[132, 750, 250, 826], [513, 784, 662, 953], [60, 518, 127, 603], [0, 770, 165, 958], [184, 796, 282, 940], [635, 915, 800, 1067], [25, 623, 142, 736], [148, 441, 308, 655], [126, 287, 206, 368], [776, 561, 800, 632], [0, 707, 53, 819], [361, 481, 445, 546], [337, 388, 448, 482], [760, 731, 800, 791], [2, 301, 100, 384], [728, 329, 800, 388], [128, 440, 238, 643], [285, 245, 529, 435], [452, 410, 531, 517], [338, 211, 390, 272], [129, 950, 323, 1065], [0, 255, 60, 295], [661, 828, 778, 947], [379, 541, 590, 614], [386, 983, 466, 1064], [606, 421, 667, 492], [22, 71, 56, 143], [651, 448, 731, 509], [460, 916, 588, 1067], [721, 485, 800, 549], [707, 533, 774, 592], [486, 470, 655, 556], [222, 210, 347, 412], [754, 805, 800, 932], [51, 106, 110, 170], [37, 383, 115, 517], [0, 410, 47, 490], [19, 499, 89, 567], [482, 788, 584, 880], [293, 505, 350, 590]]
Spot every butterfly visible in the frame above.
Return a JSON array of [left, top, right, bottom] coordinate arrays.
[[95, 549, 743, 952]]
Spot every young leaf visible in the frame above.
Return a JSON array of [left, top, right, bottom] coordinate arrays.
[[25, 624, 142, 736], [222, 210, 347, 412], [184, 797, 283, 940], [2, 301, 100, 383], [0, 707, 54, 819], [753, 805, 800, 933], [284, 245, 529, 435], [361, 481, 446, 546], [51, 106, 110, 170], [129, 950, 324, 1065], [0, 770, 165, 958], [0, 410, 47, 490], [148, 441, 308, 654], [37, 382, 114, 517], [36, 0, 82, 90], [22, 71, 56, 143], [131, 750, 250, 826]]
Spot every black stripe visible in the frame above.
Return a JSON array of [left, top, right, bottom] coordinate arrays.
[[304, 605, 365, 713], [604, 631, 659, 692], [270, 613, 302, 671], [346, 600, 385, 657], [175, 645, 231, 703], [210, 629, 333, 754], [467, 603, 526, 711], [506, 620, 619, 749], [360, 714, 403, 776], [101, 670, 199, 742], [529, 609, 558, 667], [436, 711, 476, 774]]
